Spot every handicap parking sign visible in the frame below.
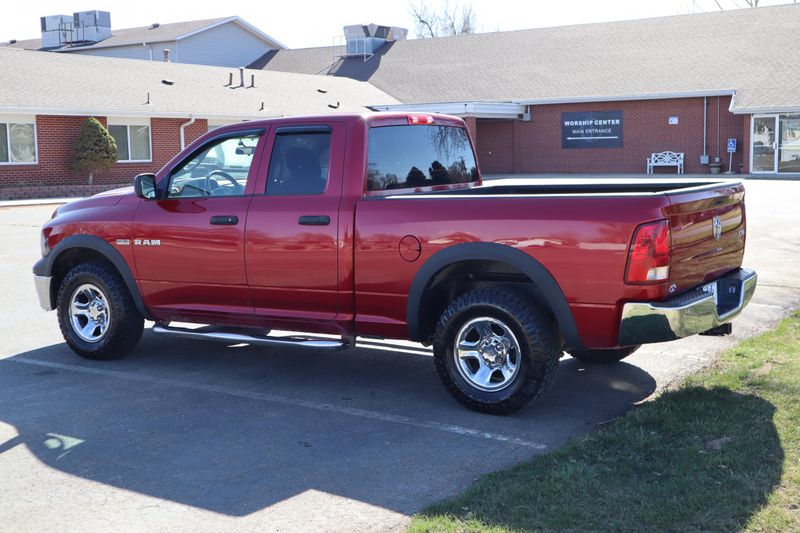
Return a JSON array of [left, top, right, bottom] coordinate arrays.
[[727, 138, 737, 153]]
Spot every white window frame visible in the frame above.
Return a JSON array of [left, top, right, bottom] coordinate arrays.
[[107, 117, 153, 163], [750, 114, 778, 174], [0, 114, 38, 166]]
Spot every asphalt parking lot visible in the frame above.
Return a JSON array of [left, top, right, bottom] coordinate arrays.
[[0, 179, 798, 532]]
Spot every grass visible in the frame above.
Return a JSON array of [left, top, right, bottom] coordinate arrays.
[[410, 311, 800, 533]]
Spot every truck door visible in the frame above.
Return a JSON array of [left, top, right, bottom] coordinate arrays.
[[131, 128, 265, 319], [245, 123, 345, 328]]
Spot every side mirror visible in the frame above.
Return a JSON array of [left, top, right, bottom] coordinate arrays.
[[134, 173, 158, 200]]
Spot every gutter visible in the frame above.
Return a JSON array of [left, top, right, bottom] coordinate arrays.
[[0, 105, 275, 121], [512, 90, 737, 106], [179, 115, 196, 150]]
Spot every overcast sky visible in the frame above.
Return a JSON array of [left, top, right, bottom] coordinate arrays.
[[2, 0, 796, 47]]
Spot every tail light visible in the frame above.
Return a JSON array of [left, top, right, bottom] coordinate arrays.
[[625, 219, 671, 284], [408, 114, 434, 125]]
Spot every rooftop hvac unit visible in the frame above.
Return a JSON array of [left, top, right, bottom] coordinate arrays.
[[343, 23, 407, 58], [40, 15, 73, 48], [40, 10, 111, 47], [72, 10, 111, 44]]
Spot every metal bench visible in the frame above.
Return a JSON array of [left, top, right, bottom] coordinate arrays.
[[647, 151, 684, 174]]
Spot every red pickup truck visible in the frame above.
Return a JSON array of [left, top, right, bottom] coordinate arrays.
[[34, 112, 756, 414]]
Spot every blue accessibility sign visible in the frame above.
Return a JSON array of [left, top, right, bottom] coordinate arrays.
[[727, 138, 737, 153]]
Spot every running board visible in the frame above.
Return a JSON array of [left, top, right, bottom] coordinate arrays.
[[151, 323, 347, 351]]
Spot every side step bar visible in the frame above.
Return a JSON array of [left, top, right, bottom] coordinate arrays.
[[152, 323, 348, 351]]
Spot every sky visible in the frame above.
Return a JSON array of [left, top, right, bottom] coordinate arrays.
[[1, 0, 796, 48]]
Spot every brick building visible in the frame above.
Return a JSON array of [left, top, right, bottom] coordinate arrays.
[[0, 47, 397, 199], [255, 5, 800, 177]]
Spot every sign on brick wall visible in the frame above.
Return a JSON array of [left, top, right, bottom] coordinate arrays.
[[561, 111, 623, 149]]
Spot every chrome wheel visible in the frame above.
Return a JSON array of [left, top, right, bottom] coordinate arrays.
[[453, 316, 521, 392], [68, 283, 111, 343]]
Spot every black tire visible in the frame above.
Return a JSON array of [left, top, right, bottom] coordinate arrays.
[[568, 345, 640, 364], [56, 262, 144, 360], [432, 288, 561, 415]]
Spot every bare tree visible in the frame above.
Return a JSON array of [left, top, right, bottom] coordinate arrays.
[[710, 0, 796, 10], [409, 1, 477, 38]]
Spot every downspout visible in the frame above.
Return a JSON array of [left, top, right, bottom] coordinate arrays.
[[716, 96, 721, 160], [143, 42, 153, 60], [179, 115, 196, 150], [702, 96, 708, 160]]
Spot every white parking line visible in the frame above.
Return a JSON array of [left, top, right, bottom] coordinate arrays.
[[10, 357, 547, 450]]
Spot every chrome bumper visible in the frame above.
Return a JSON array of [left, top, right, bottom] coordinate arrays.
[[34, 275, 53, 311], [619, 268, 757, 346]]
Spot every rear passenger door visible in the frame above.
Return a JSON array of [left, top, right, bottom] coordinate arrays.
[[245, 123, 345, 328]]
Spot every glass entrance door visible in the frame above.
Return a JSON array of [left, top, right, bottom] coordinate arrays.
[[778, 114, 800, 173], [751, 115, 777, 173]]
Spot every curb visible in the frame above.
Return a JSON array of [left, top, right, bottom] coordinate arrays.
[[0, 198, 78, 208]]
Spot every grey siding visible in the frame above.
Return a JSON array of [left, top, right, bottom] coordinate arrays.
[[68, 41, 176, 61], [177, 21, 272, 67]]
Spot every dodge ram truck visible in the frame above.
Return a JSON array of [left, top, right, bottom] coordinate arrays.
[[33, 112, 757, 414]]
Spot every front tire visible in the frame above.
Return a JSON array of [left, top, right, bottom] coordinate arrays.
[[56, 263, 143, 360], [433, 288, 561, 415], [568, 345, 640, 364]]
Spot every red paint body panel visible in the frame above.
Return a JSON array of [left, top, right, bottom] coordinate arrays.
[[40, 113, 749, 350], [245, 122, 347, 327]]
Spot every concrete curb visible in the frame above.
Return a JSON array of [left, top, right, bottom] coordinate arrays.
[[0, 198, 78, 208]]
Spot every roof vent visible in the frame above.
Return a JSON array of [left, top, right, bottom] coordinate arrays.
[[342, 23, 407, 59], [8, 39, 16, 44], [150, 23, 160, 29]]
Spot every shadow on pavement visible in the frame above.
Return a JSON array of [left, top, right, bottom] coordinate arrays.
[[0, 332, 657, 516]]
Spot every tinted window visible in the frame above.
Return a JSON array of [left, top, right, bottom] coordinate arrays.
[[266, 132, 331, 196], [168, 134, 260, 198], [367, 125, 478, 191]]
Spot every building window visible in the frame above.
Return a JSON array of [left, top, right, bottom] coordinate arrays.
[[0, 119, 37, 164], [108, 119, 151, 162]]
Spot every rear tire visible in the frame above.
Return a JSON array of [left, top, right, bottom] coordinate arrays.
[[56, 263, 143, 360], [433, 288, 561, 415], [568, 345, 640, 364]]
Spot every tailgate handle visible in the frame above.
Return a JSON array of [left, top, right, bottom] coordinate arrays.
[[299, 215, 330, 226], [210, 215, 239, 225]]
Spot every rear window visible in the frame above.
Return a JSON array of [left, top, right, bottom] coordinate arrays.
[[367, 125, 478, 191]]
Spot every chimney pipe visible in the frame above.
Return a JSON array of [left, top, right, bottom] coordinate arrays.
[[162, 48, 170, 62], [249, 74, 255, 88], [239, 67, 245, 87]]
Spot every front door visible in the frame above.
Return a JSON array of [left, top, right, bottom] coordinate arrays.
[[751, 115, 778, 173], [132, 129, 265, 320], [245, 123, 345, 331]]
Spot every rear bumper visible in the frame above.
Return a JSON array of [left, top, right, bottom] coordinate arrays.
[[618, 268, 757, 346]]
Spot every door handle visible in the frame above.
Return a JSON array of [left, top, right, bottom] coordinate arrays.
[[298, 215, 330, 226], [210, 215, 239, 225]]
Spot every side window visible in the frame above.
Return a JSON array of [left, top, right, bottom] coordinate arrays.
[[266, 131, 331, 196], [367, 125, 478, 191], [168, 134, 260, 198]]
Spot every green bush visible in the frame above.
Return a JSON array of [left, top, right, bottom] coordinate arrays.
[[70, 117, 117, 185]]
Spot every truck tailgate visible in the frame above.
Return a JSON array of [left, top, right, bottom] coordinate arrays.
[[665, 181, 746, 293]]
